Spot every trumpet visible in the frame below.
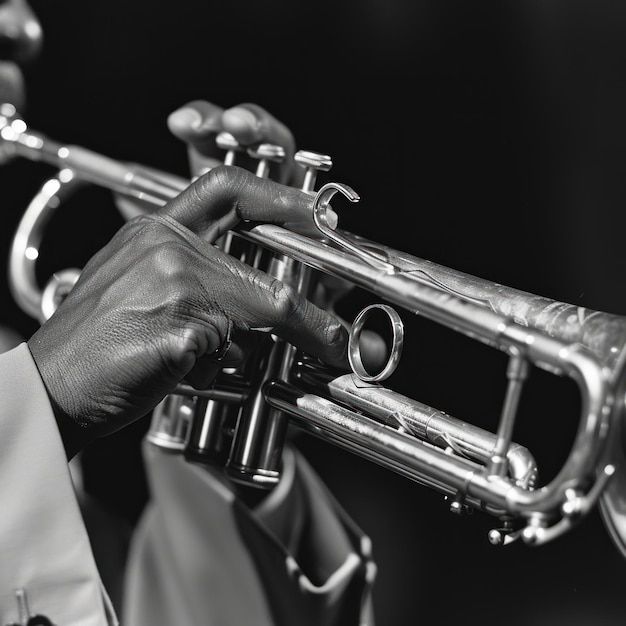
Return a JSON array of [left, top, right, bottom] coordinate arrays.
[[2, 102, 626, 555]]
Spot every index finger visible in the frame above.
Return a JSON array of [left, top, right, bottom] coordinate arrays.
[[158, 165, 336, 241]]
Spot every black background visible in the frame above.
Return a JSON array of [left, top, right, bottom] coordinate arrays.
[[2, 1, 626, 624]]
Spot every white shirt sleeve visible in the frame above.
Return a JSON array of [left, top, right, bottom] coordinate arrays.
[[0, 343, 117, 626]]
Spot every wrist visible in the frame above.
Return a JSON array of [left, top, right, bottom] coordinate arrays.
[[27, 337, 95, 459]]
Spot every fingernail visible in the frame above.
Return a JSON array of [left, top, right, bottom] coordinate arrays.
[[167, 106, 204, 134], [325, 207, 339, 230], [222, 106, 262, 144]]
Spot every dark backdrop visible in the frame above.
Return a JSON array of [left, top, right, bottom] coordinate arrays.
[[2, 1, 626, 624]]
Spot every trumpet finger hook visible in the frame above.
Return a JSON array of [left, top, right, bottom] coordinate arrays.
[[312, 182, 396, 273]]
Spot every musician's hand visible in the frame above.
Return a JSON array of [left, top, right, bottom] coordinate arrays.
[[27, 166, 348, 459], [169, 99, 389, 373], [113, 100, 302, 220], [167, 100, 300, 185]]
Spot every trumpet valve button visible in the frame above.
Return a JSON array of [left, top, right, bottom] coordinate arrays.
[[247, 143, 286, 178], [295, 150, 333, 193], [247, 143, 285, 162], [216, 132, 243, 166], [216, 131, 240, 151], [294, 150, 333, 172]]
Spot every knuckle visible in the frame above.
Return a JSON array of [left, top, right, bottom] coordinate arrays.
[[200, 164, 248, 195], [326, 318, 345, 344], [326, 319, 349, 357], [149, 241, 190, 278], [267, 278, 300, 323], [142, 242, 197, 313]]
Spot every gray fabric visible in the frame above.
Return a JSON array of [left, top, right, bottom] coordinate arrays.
[[123, 441, 376, 626]]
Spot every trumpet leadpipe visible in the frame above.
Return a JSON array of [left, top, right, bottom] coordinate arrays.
[[0, 105, 186, 204]]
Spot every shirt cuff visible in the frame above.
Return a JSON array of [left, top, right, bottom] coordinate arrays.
[[0, 343, 117, 626]]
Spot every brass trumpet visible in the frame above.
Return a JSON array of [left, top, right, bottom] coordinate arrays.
[[2, 102, 625, 555]]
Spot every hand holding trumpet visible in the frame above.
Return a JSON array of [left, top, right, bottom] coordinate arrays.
[[28, 164, 348, 459]]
